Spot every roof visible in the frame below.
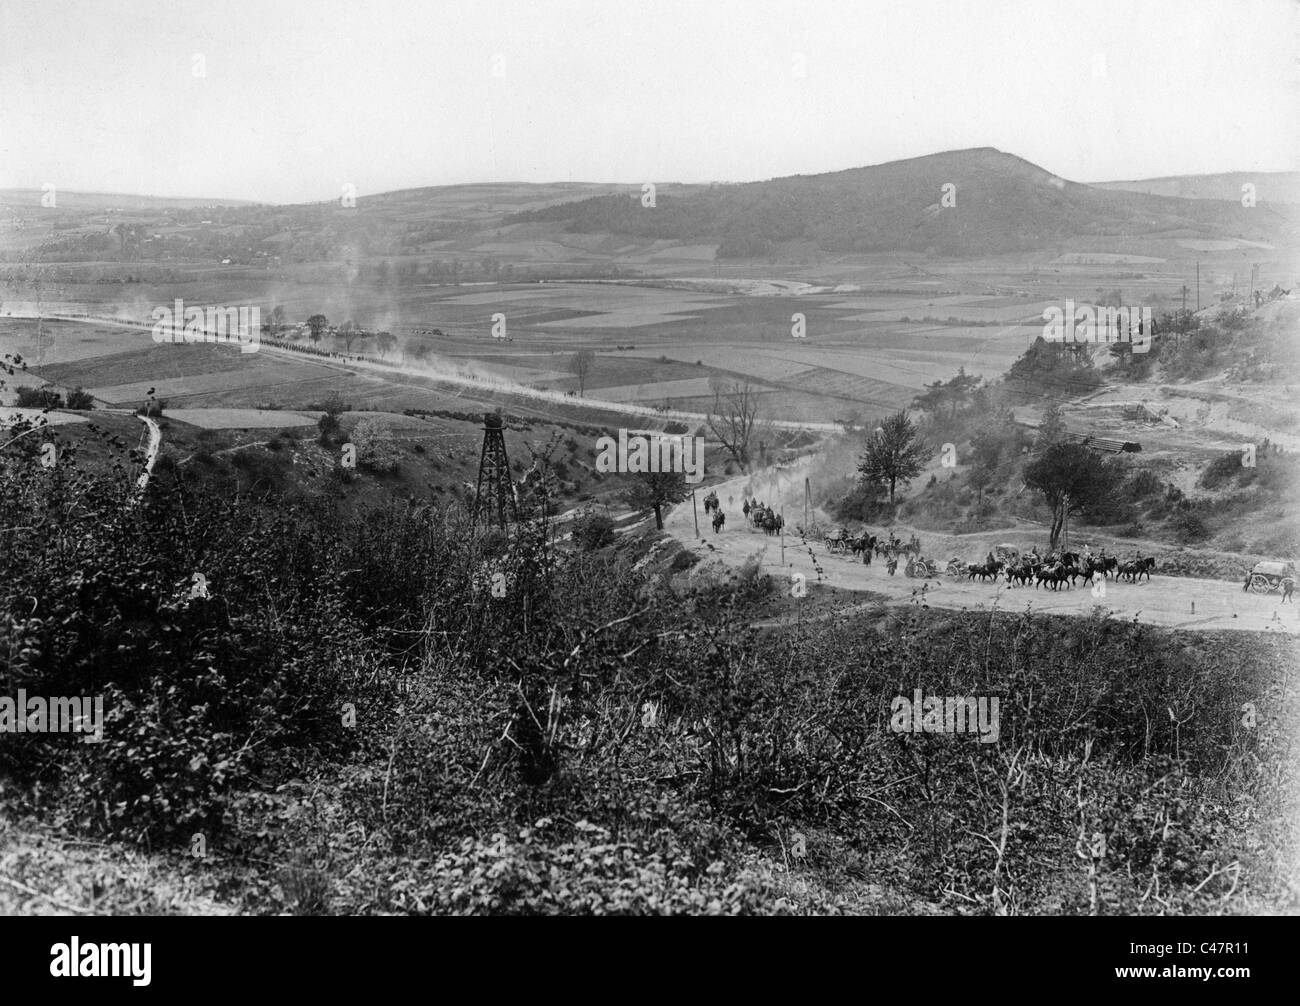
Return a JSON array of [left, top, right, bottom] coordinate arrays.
[[1252, 560, 1294, 575]]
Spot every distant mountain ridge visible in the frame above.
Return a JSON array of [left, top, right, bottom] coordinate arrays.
[[1091, 171, 1299, 204], [498, 148, 1297, 258], [0, 189, 255, 210]]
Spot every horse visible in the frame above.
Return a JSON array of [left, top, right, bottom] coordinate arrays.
[[1004, 560, 1036, 587], [1118, 556, 1156, 583], [1035, 562, 1071, 590], [967, 559, 1004, 583], [711, 511, 726, 534], [1072, 558, 1099, 586], [850, 533, 877, 564], [1093, 555, 1118, 579]]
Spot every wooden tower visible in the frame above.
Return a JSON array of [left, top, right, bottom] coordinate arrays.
[[472, 412, 518, 528]]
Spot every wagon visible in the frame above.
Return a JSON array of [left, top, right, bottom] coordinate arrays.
[[992, 544, 1021, 563], [1247, 560, 1296, 594], [945, 558, 968, 578], [905, 556, 939, 578]]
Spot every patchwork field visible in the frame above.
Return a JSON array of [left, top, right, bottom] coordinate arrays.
[[2, 232, 1262, 429]]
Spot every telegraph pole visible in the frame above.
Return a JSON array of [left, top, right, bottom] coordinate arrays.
[[692, 489, 699, 536]]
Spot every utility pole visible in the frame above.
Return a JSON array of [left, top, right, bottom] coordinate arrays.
[[803, 477, 810, 532], [692, 488, 699, 536], [1195, 261, 1200, 312]]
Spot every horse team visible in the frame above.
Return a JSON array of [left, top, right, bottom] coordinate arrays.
[[816, 529, 920, 567], [700, 491, 788, 536], [968, 550, 1156, 590], [741, 498, 785, 536], [701, 489, 1159, 592]]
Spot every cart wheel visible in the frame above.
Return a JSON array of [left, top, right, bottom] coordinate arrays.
[[1249, 575, 1271, 594]]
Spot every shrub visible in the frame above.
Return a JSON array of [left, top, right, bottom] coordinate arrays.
[[1198, 452, 1245, 490], [65, 387, 94, 410], [571, 507, 617, 550], [15, 386, 62, 408], [418, 824, 791, 916], [1173, 511, 1210, 543], [351, 418, 402, 474], [317, 412, 343, 447], [1125, 470, 1161, 497]]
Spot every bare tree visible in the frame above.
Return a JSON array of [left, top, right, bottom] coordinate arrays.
[[706, 377, 761, 468], [568, 349, 595, 396]]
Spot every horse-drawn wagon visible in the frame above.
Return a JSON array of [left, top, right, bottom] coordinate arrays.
[[1247, 560, 1296, 594], [905, 556, 940, 578]]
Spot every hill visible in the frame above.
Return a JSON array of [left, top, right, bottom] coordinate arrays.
[[1091, 171, 1300, 204], [0, 189, 256, 211], [501, 148, 1298, 258]]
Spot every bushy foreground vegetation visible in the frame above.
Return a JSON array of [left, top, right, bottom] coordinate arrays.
[[1, 425, 1296, 914]]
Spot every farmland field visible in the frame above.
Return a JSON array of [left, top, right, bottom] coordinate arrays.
[[2, 235, 1281, 427]]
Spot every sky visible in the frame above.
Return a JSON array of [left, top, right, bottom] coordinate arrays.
[[1, 0, 1297, 204]]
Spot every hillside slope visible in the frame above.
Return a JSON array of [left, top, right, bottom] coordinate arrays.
[[1092, 171, 1300, 204], [503, 148, 1298, 257]]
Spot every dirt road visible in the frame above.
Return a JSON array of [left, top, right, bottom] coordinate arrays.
[[666, 461, 1298, 635], [130, 414, 161, 505]]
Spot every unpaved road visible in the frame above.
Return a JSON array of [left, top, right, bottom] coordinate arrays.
[[666, 461, 1298, 636], [130, 414, 161, 504]]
